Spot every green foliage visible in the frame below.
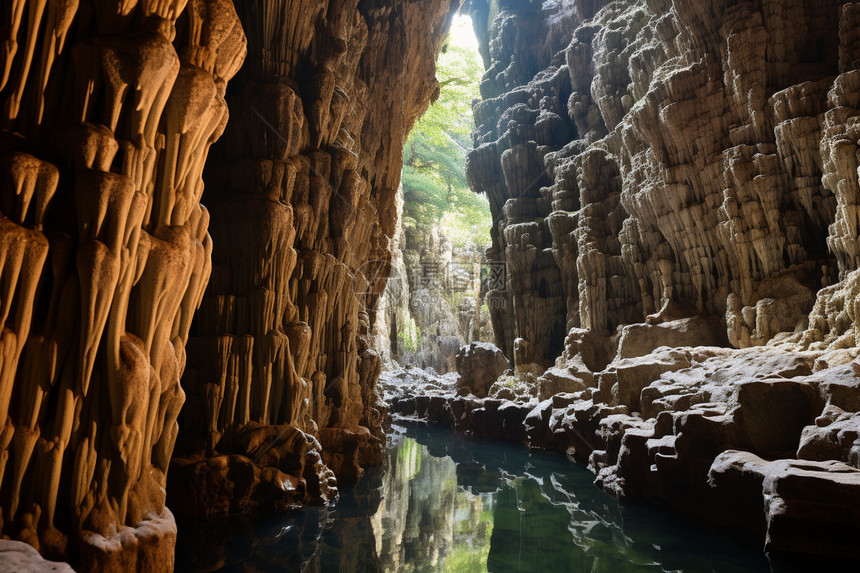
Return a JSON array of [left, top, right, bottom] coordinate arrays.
[[396, 438, 422, 481], [397, 316, 420, 353], [402, 16, 491, 249]]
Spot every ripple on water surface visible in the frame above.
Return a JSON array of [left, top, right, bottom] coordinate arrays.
[[175, 420, 772, 572]]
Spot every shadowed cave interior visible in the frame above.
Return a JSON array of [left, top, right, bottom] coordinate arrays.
[[3, 0, 860, 571]]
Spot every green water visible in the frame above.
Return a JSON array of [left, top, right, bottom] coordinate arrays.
[[175, 420, 772, 572]]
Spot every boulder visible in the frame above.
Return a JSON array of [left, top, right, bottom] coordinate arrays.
[[456, 342, 509, 398], [764, 458, 860, 560], [319, 426, 380, 482], [797, 405, 860, 467], [537, 366, 589, 399], [709, 450, 860, 560], [168, 424, 338, 519], [603, 347, 693, 410], [614, 317, 725, 360], [733, 379, 821, 458]]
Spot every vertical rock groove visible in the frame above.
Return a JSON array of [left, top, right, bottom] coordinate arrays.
[[166, 0, 463, 540], [448, 0, 860, 561]]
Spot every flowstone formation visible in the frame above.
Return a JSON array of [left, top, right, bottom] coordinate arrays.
[[1, 0, 460, 569], [0, 0, 245, 569], [467, 0, 860, 364], [171, 0, 462, 521], [394, 0, 860, 561]]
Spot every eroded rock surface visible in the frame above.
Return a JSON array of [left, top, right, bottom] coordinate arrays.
[[456, 342, 509, 397], [391, 337, 860, 560], [467, 0, 860, 363], [172, 0, 462, 513], [373, 216, 492, 373], [7, 0, 860, 566], [0, 0, 459, 569], [441, 0, 860, 561], [0, 1, 245, 568], [0, 540, 75, 572]]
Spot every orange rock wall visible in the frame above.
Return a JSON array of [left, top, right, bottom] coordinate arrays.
[[0, 0, 246, 569], [176, 0, 460, 482], [0, 0, 459, 569]]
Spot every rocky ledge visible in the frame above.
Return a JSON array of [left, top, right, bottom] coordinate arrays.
[[386, 330, 860, 563]]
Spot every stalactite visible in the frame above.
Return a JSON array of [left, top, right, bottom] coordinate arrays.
[[468, 0, 856, 362], [0, 0, 246, 569], [451, 0, 860, 562], [171, 0, 461, 520]]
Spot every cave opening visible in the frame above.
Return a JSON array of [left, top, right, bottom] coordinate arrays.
[[381, 11, 494, 373]]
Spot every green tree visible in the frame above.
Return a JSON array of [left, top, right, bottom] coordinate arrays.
[[402, 16, 491, 248]]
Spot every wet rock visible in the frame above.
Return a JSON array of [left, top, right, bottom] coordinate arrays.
[[733, 380, 821, 458], [168, 427, 337, 520], [319, 427, 379, 483], [797, 405, 860, 467], [709, 450, 860, 560]]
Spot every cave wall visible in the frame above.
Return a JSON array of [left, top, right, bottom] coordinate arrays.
[[468, 0, 860, 367], [0, 0, 459, 569], [172, 0, 463, 509], [455, 0, 860, 559], [374, 214, 490, 373], [0, 0, 246, 568]]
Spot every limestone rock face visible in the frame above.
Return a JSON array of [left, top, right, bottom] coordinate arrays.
[[456, 0, 860, 559], [374, 218, 491, 373], [170, 0, 461, 525], [0, 0, 459, 568], [0, 540, 76, 572], [467, 0, 860, 364], [168, 423, 336, 519], [456, 342, 509, 398], [0, 0, 245, 568], [614, 316, 725, 360], [797, 404, 860, 466], [709, 450, 860, 560]]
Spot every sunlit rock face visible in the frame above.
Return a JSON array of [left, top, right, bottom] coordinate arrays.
[[0, 0, 245, 569], [0, 0, 458, 569], [374, 214, 492, 373]]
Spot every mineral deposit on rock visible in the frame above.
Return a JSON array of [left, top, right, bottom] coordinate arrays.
[[0, 0, 459, 570]]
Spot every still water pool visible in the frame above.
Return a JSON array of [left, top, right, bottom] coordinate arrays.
[[175, 420, 772, 572]]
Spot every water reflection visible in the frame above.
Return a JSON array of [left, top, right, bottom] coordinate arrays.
[[175, 421, 770, 572], [371, 434, 491, 572]]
